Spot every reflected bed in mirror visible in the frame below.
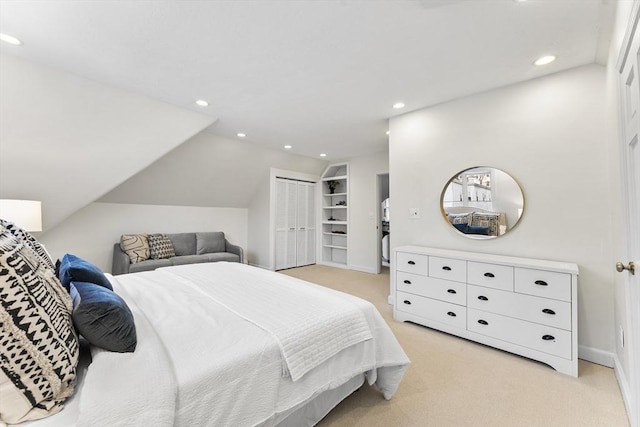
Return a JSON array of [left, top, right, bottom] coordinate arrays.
[[441, 167, 524, 239]]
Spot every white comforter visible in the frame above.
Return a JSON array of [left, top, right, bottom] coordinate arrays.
[[39, 262, 409, 427]]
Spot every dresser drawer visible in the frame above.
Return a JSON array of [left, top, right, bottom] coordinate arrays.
[[396, 252, 428, 275], [396, 291, 466, 329], [467, 261, 514, 291], [397, 272, 466, 305], [428, 256, 466, 283], [467, 308, 571, 359], [467, 285, 571, 330], [515, 268, 572, 302]]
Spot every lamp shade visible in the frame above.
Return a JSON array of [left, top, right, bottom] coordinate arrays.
[[0, 199, 42, 232]]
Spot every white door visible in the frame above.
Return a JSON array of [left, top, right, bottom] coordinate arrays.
[[275, 179, 298, 270], [296, 181, 316, 266], [616, 5, 640, 426]]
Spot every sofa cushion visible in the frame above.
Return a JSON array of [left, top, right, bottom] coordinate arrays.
[[129, 258, 172, 274], [196, 232, 226, 254], [166, 233, 196, 256], [205, 252, 240, 263], [169, 254, 211, 266], [70, 281, 136, 353], [147, 234, 176, 260], [119, 234, 150, 264]]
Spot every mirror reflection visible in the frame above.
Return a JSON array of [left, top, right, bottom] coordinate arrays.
[[441, 167, 524, 239]]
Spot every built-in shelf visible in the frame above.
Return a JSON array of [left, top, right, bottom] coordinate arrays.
[[323, 232, 348, 237], [323, 244, 347, 250], [320, 163, 349, 268]]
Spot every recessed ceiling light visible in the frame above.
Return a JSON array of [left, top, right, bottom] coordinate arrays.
[[195, 99, 209, 107], [386, 130, 390, 135], [284, 145, 292, 149], [393, 102, 405, 109], [534, 55, 556, 66], [0, 33, 22, 46], [320, 153, 327, 157], [237, 133, 246, 138]]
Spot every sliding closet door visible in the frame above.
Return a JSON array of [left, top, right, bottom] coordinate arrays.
[[275, 179, 298, 270], [296, 181, 316, 266]]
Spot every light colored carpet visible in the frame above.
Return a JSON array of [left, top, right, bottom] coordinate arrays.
[[279, 264, 629, 427]]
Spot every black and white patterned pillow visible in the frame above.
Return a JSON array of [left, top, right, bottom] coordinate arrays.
[[0, 219, 54, 270], [147, 234, 176, 260], [0, 225, 79, 424]]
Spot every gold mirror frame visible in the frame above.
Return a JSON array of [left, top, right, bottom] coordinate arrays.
[[440, 166, 524, 239]]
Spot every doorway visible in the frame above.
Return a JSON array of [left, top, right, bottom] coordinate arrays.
[[375, 173, 390, 274]]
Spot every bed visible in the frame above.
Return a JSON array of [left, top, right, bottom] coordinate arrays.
[[0, 221, 409, 427]]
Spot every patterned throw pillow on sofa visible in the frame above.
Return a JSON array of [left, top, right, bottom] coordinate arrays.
[[0, 225, 79, 424], [120, 234, 150, 264], [147, 234, 176, 260]]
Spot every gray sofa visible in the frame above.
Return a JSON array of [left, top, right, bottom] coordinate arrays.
[[112, 232, 244, 275]]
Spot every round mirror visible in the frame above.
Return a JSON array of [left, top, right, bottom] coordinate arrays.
[[441, 167, 524, 239]]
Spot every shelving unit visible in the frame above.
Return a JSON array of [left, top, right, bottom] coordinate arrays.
[[320, 163, 349, 267]]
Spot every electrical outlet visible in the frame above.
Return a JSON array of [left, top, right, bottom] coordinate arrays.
[[409, 208, 420, 218]]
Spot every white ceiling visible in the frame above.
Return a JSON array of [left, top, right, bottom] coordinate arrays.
[[0, 0, 612, 161]]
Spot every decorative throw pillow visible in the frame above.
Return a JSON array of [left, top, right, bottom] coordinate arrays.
[[0, 226, 79, 424], [119, 234, 150, 264], [0, 219, 55, 270], [147, 234, 176, 260], [70, 281, 137, 353], [57, 253, 113, 291]]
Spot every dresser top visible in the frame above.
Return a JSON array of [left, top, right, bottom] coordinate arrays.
[[393, 246, 579, 275]]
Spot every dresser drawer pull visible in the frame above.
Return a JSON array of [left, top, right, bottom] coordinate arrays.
[[477, 296, 488, 301], [403, 280, 412, 284], [407, 260, 416, 265], [542, 308, 556, 315], [477, 319, 488, 325], [447, 289, 457, 294], [534, 280, 548, 286], [447, 311, 457, 317], [442, 266, 452, 271], [484, 272, 495, 278], [542, 335, 555, 341], [403, 300, 412, 305]]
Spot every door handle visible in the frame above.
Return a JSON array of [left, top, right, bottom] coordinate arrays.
[[616, 261, 635, 275]]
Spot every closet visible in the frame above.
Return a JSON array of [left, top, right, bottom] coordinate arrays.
[[275, 178, 316, 270]]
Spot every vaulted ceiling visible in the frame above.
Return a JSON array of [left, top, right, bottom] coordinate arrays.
[[0, 0, 613, 161]]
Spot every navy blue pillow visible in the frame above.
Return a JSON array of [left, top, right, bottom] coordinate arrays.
[[466, 225, 490, 235], [58, 254, 113, 291], [70, 281, 137, 353], [452, 222, 468, 233]]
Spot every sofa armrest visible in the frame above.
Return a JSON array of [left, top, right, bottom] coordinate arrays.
[[225, 239, 244, 264], [112, 243, 131, 275]]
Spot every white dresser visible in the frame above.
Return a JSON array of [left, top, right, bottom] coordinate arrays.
[[392, 246, 579, 376]]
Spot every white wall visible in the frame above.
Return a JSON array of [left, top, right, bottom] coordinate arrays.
[[347, 150, 389, 273], [40, 202, 247, 273], [0, 54, 214, 230], [390, 64, 615, 357], [101, 133, 327, 208]]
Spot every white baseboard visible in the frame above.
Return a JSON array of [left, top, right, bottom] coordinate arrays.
[[349, 264, 377, 274], [613, 353, 636, 427], [248, 262, 273, 271], [578, 345, 614, 367]]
